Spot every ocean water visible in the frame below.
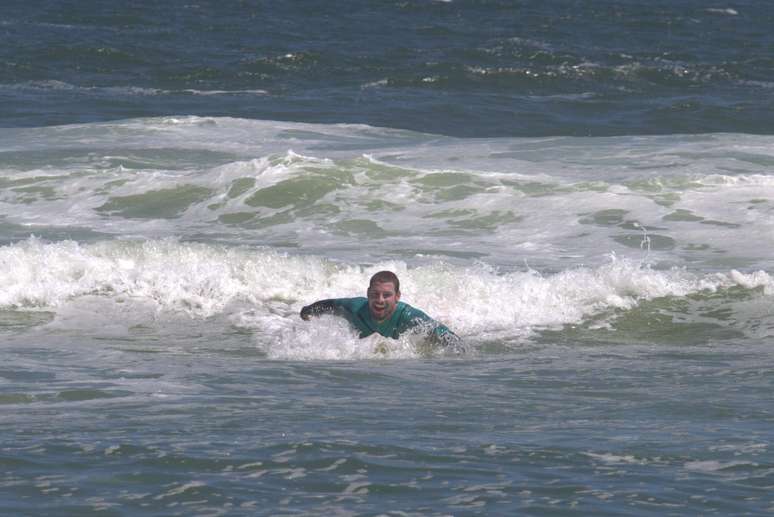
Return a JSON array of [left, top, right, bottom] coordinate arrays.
[[2, 2, 774, 516]]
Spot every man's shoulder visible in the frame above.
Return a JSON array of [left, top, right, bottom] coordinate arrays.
[[396, 301, 431, 321], [335, 297, 368, 312]]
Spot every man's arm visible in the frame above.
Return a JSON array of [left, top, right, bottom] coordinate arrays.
[[429, 325, 464, 349], [401, 305, 464, 348], [300, 299, 338, 320]]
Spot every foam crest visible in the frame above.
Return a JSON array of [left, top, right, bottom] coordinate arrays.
[[1, 238, 770, 318], [241, 313, 428, 360], [698, 174, 774, 187], [392, 258, 748, 337], [237, 258, 774, 359], [6, 82, 268, 98], [0, 238, 327, 314], [2, 237, 770, 359]]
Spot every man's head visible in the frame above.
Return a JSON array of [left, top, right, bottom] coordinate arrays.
[[367, 271, 401, 322]]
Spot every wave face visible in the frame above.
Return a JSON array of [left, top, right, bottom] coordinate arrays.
[[1, 237, 772, 360]]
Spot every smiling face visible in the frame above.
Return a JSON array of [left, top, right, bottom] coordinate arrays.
[[367, 280, 400, 323]]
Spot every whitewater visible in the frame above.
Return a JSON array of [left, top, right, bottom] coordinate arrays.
[[2, 117, 774, 515]]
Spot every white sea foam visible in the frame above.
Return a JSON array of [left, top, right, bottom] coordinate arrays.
[[3, 81, 267, 98], [684, 460, 753, 473], [1, 118, 774, 324], [0, 238, 771, 359], [180, 89, 268, 96], [585, 452, 650, 465], [706, 8, 738, 16]]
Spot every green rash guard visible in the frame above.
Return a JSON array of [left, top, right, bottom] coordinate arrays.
[[302, 297, 459, 345]]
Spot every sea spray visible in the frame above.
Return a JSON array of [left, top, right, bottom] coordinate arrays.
[[1, 238, 771, 359]]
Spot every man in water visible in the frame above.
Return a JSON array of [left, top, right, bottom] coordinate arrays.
[[300, 271, 462, 348]]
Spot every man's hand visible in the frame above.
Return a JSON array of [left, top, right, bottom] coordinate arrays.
[[300, 300, 336, 320]]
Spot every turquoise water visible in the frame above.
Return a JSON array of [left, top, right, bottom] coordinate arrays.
[[2, 1, 774, 515]]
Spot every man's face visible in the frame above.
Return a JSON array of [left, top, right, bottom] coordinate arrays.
[[367, 281, 400, 322]]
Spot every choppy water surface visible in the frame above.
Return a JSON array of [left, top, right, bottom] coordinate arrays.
[[2, 0, 774, 135], [2, 1, 774, 515], [5, 340, 774, 516], [2, 118, 773, 515]]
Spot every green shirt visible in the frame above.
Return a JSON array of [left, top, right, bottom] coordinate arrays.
[[306, 297, 458, 344]]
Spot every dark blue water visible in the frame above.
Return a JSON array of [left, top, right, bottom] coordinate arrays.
[[2, 0, 773, 136]]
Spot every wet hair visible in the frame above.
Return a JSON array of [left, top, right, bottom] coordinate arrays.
[[369, 271, 400, 294]]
